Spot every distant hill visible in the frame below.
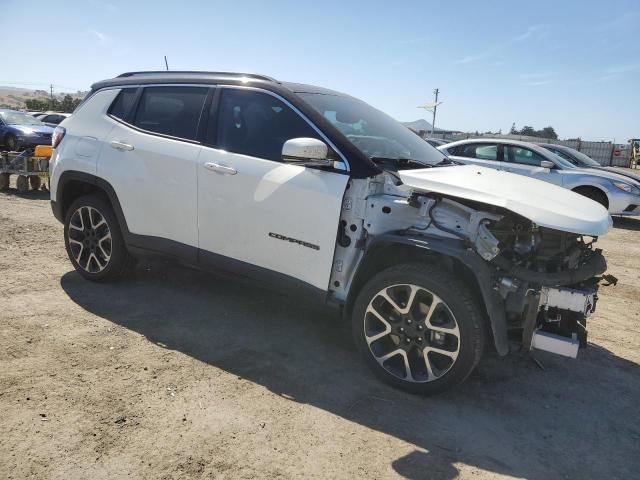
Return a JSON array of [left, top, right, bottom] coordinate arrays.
[[0, 86, 86, 109]]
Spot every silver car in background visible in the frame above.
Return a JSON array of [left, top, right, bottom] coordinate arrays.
[[438, 138, 640, 216], [539, 143, 640, 184]]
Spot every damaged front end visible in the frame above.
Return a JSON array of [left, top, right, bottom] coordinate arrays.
[[332, 168, 613, 359], [487, 220, 608, 358]]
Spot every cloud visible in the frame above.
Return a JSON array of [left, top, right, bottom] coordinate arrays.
[[596, 11, 639, 31], [521, 80, 553, 86], [453, 25, 549, 65], [88, 30, 112, 47], [512, 24, 548, 42], [595, 63, 640, 82], [520, 71, 555, 81], [604, 63, 640, 75]]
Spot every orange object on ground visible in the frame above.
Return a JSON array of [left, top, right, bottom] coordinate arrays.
[[34, 145, 52, 157]]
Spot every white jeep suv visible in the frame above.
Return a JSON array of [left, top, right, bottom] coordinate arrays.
[[50, 71, 612, 394]]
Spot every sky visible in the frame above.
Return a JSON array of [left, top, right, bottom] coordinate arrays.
[[4, 0, 639, 141]]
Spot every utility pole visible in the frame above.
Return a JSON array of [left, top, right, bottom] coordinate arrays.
[[164, 56, 169, 71], [431, 88, 439, 136], [417, 89, 443, 138], [50, 83, 54, 110]]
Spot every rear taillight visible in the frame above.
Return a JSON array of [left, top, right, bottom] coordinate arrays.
[[52, 126, 66, 149]]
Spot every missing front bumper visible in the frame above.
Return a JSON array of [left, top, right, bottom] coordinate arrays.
[[531, 286, 597, 357]]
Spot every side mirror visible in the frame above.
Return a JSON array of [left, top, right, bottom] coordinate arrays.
[[540, 160, 554, 169], [282, 138, 330, 166]]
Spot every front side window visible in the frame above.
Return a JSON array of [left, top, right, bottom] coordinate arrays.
[[215, 89, 320, 161], [507, 146, 547, 166], [299, 93, 446, 166], [133, 86, 207, 141]]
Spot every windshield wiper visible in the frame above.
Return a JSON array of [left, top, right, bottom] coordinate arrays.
[[434, 157, 460, 166], [370, 157, 433, 169]]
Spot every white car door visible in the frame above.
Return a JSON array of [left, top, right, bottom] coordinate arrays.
[[97, 86, 208, 252], [447, 142, 503, 170], [197, 87, 349, 291], [501, 145, 563, 186]]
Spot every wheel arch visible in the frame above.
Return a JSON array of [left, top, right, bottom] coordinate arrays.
[[55, 171, 129, 235], [345, 234, 509, 355], [571, 184, 610, 208]]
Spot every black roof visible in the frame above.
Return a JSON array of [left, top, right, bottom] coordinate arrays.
[[88, 71, 377, 178], [90, 71, 346, 97]]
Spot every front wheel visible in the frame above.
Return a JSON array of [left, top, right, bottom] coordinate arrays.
[[64, 194, 134, 281], [352, 263, 485, 395], [4, 134, 18, 151]]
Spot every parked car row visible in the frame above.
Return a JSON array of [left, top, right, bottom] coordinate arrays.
[[47, 71, 616, 395], [437, 138, 640, 216]]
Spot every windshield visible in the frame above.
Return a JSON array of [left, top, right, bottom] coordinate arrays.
[[545, 145, 599, 167], [299, 93, 446, 166], [0, 111, 44, 126], [563, 148, 600, 167]]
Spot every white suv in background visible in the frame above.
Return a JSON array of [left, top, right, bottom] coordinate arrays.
[[50, 71, 611, 394]]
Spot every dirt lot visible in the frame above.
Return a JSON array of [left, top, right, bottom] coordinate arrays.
[[1, 184, 639, 480]]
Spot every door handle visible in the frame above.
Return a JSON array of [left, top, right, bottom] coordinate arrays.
[[204, 162, 237, 175], [110, 140, 134, 151]]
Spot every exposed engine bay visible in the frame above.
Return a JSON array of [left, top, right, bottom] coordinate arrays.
[[331, 171, 611, 357]]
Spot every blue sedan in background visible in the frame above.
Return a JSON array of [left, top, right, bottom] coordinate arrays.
[[0, 109, 54, 151]]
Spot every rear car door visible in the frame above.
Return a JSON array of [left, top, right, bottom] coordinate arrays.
[[447, 142, 502, 170], [97, 86, 207, 256], [502, 145, 563, 186], [197, 87, 349, 291]]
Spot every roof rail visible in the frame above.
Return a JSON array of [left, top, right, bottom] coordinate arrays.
[[116, 71, 278, 82]]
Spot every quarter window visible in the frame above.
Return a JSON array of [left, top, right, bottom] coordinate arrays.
[[214, 89, 320, 161], [109, 88, 138, 122], [133, 86, 207, 141]]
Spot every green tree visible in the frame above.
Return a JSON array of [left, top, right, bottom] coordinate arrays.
[[540, 126, 558, 140], [510, 122, 517, 134], [520, 126, 536, 136]]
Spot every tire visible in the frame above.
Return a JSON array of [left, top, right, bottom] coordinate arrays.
[[29, 175, 42, 191], [574, 187, 608, 209], [0, 173, 9, 190], [352, 263, 485, 395], [16, 175, 29, 193], [5, 134, 18, 151], [64, 194, 134, 281]]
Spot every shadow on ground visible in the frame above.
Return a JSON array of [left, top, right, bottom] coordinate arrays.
[[0, 187, 50, 200], [613, 216, 640, 231], [61, 262, 640, 480]]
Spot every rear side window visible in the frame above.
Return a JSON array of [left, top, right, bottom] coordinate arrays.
[[214, 89, 319, 161], [457, 143, 498, 161], [109, 88, 138, 121], [133, 86, 207, 141]]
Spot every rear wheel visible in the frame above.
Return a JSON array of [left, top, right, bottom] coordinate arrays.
[[64, 194, 134, 281], [352, 263, 484, 395], [0, 173, 9, 190]]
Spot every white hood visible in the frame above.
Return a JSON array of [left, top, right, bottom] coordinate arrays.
[[399, 165, 611, 236]]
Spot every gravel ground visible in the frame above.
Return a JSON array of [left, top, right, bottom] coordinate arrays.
[[1, 183, 639, 480]]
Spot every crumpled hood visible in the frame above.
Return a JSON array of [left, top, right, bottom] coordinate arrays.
[[11, 124, 54, 135], [399, 165, 611, 236]]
